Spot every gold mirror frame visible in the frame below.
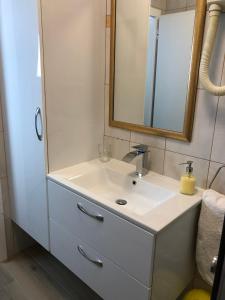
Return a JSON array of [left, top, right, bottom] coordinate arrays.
[[109, 0, 206, 142]]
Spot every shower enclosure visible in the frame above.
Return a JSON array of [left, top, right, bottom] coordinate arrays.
[[212, 217, 225, 299]]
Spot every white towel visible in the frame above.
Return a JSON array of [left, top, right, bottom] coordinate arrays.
[[196, 189, 225, 286]]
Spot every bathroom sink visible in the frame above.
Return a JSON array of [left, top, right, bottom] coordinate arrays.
[[66, 160, 175, 216], [48, 158, 202, 232]]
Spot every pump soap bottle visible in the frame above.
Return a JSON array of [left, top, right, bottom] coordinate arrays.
[[180, 161, 196, 195]]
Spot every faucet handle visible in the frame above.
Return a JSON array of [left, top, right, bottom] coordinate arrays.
[[132, 144, 149, 153]]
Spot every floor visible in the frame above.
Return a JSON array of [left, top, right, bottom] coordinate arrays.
[[0, 244, 212, 300], [0, 245, 102, 300]]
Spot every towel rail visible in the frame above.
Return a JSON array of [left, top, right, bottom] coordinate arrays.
[[209, 165, 225, 189]]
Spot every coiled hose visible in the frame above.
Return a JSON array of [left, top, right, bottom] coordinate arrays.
[[199, 4, 225, 96]]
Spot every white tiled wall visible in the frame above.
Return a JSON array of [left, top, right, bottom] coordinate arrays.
[[151, 0, 196, 12], [165, 0, 194, 12], [151, 0, 167, 10], [105, 0, 225, 195]]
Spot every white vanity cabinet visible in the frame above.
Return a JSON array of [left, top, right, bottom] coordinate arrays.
[[48, 180, 154, 287], [47, 179, 200, 300]]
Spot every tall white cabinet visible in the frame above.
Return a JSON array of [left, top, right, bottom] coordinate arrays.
[[0, 0, 105, 251], [0, 0, 49, 249]]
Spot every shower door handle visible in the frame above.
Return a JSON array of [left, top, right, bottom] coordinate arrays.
[[35, 107, 43, 141]]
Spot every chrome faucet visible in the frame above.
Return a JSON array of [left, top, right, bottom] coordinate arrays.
[[122, 144, 149, 177]]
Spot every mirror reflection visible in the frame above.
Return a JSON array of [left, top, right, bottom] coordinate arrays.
[[113, 0, 196, 132]]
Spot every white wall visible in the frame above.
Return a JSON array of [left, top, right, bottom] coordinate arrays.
[[41, 0, 106, 171]]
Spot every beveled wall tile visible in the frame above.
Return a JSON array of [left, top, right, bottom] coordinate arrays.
[[166, 89, 219, 160], [207, 162, 225, 194], [187, 0, 195, 7], [104, 85, 131, 140], [149, 147, 165, 174], [104, 136, 130, 160], [151, 0, 167, 10], [166, 0, 187, 11], [211, 95, 225, 163], [164, 151, 209, 188], [130, 132, 165, 149], [166, 8, 188, 14]]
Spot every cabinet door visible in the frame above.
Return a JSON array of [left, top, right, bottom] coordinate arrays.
[[0, 0, 49, 249], [50, 220, 150, 300]]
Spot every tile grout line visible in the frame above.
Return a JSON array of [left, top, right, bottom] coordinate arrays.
[[163, 149, 210, 162], [206, 96, 219, 188], [104, 134, 225, 165], [105, 135, 167, 151]]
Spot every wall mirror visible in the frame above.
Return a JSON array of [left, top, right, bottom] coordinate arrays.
[[109, 0, 206, 141]]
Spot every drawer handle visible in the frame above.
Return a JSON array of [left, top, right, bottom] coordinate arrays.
[[77, 245, 103, 268], [77, 203, 104, 222]]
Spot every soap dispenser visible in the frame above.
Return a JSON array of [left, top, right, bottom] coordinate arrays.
[[180, 161, 196, 195]]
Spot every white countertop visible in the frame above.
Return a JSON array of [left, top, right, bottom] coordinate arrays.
[[47, 159, 203, 234]]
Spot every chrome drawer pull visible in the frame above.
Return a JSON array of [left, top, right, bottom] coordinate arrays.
[[77, 245, 103, 268], [77, 203, 104, 222]]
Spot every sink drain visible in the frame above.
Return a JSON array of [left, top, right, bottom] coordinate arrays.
[[115, 199, 127, 206]]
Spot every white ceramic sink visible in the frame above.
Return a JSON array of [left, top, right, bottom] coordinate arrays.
[[66, 160, 175, 216], [49, 159, 202, 232]]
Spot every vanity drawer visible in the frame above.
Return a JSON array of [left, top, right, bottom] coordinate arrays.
[[48, 180, 154, 287], [50, 220, 150, 300]]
